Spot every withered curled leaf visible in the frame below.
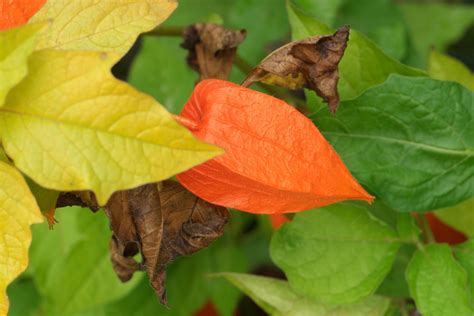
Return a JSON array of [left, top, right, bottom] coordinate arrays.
[[102, 181, 229, 305], [109, 236, 139, 283], [182, 23, 246, 80], [242, 26, 349, 113], [128, 184, 165, 302]]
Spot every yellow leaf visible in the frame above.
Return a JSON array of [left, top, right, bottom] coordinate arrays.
[[0, 50, 223, 204], [0, 161, 42, 315], [0, 148, 7, 163], [0, 23, 44, 107], [435, 197, 474, 237], [429, 50, 474, 91], [30, 0, 177, 60]]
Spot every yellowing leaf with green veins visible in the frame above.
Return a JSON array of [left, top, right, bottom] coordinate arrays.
[[0, 161, 42, 315], [0, 23, 44, 107], [30, 0, 177, 60], [0, 49, 223, 205], [429, 50, 474, 91]]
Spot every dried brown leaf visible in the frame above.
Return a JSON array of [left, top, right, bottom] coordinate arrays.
[[105, 189, 141, 254], [109, 236, 140, 282], [56, 191, 100, 211], [128, 184, 165, 302], [158, 180, 229, 261], [242, 26, 349, 113], [99, 181, 229, 305], [182, 23, 246, 80]]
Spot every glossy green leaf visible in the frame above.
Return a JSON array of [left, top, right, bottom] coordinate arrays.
[[400, 3, 474, 68], [287, 2, 424, 101], [311, 75, 474, 212], [220, 273, 390, 316], [0, 50, 222, 204], [28, 207, 142, 315], [270, 204, 400, 304], [435, 197, 474, 237], [0, 23, 44, 106], [429, 50, 474, 91], [406, 244, 473, 316], [455, 239, 474, 300]]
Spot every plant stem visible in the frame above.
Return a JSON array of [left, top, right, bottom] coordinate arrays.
[[146, 25, 183, 37], [417, 214, 435, 245]]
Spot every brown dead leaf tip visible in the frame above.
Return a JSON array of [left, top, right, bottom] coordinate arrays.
[[242, 26, 350, 113], [181, 23, 246, 80], [103, 181, 229, 305]]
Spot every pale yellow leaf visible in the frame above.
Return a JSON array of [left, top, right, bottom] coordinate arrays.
[[429, 50, 474, 91], [0, 161, 42, 315], [0, 50, 222, 204], [30, 0, 177, 59], [435, 197, 474, 237], [0, 23, 44, 107]]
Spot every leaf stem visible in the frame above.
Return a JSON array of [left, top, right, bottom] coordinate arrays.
[[146, 25, 183, 37], [416, 214, 435, 245]]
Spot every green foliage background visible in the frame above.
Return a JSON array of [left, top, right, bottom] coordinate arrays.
[[9, 0, 474, 315]]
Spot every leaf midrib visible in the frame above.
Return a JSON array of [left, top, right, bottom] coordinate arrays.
[[0, 107, 216, 153], [324, 132, 473, 157]]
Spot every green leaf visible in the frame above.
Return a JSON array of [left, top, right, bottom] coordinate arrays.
[[270, 204, 400, 304], [286, 2, 424, 101], [90, 236, 248, 316], [0, 161, 42, 315], [28, 207, 142, 315], [288, 0, 344, 26], [29, 0, 177, 60], [25, 177, 60, 213], [0, 50, 222, 204], [377, 244, 415, 298], [396, 213, 420, 242], [220, 273, 390, 316], [7, 277, 41, 316], [0, 23, 44, 106], [128, 36, 195, 114], [455, 239, 474, 301], [400, 3, 474, 68], [311, 75, 474, 212], [435, 197, 474, 237], [290, 0, 407, 60], [429, 50, 474, 91], [406, 244, 473, 316]]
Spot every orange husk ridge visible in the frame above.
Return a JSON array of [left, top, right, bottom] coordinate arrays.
[[176, 79, 374, 214]]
